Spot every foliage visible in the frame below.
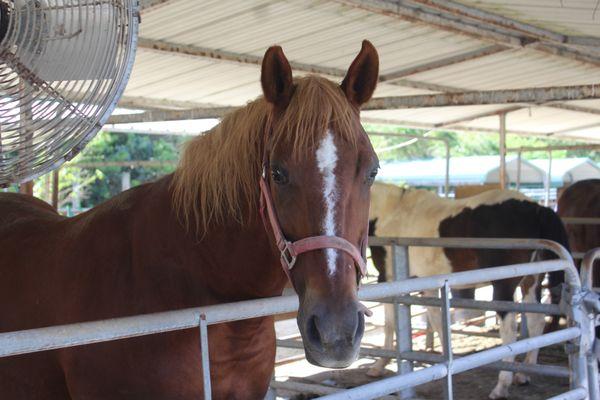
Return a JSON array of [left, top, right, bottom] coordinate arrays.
[[21, 131, 188, 210], [5, 125, 597, 210]]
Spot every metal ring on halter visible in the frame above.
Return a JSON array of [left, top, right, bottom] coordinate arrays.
[[280, 242, 297, 270]]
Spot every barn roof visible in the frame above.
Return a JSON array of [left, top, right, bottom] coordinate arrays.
[[112, 0, 600, 143]]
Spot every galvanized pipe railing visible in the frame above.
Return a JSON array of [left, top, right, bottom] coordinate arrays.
[[363, 237, 590, 400], [275, 339, 571, 378], [0, 259, 572, 359], [581, 248, 600, 294], [580, 248, 600, 400], [317, 329, 583, 400], [0, 237, 592, 400]]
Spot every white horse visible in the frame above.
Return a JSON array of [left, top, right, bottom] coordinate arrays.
[[368, 182, 569, 399]]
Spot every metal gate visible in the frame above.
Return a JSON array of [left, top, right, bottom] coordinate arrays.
[[0, 238, 598, 400]]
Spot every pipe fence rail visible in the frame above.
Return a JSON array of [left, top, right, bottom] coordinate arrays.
[[0, 238, 598, 400]]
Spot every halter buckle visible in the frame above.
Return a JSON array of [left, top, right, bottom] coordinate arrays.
[[280, 242, 297, 270]]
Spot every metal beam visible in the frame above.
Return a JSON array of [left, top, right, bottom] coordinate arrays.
[[548, 122, 600, 136], [364, 84, 600, 109], [434, 105, 523, 127], [137, 37, 466, 94], [139, 0, 175, 12], [69, 160, 178, 169], [507, 144, 600, 153], [335, 0, 600, 68], [137, 38, 347, 77], [409, 0, 600, 49], [335, 0, 523, 46], [107, 106, 236, 124], [118, 96, 218, 111], [544, 103, 600, 117], [380, 45, 510, 82], [361, 116, 541, 136], [527, 42, 600, 69]]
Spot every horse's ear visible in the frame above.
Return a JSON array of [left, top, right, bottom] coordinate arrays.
[[261, 46, 293, 108], [341, 40, 379, 107]]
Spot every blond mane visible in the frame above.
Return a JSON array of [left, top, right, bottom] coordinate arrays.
[[171, 76, 359, 233]]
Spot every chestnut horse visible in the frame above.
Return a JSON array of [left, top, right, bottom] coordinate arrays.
[[558, 179, 600, 287], [368, 182, 569, 399], [0, 42, 380, 399]]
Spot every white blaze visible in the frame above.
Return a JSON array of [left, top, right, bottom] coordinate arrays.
[[316, 130, 339, 276]]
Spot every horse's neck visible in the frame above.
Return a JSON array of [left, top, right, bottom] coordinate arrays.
[[72, 176, 286, 313], [147, 176, 286, 303]]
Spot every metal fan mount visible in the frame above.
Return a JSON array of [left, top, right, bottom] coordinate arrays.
[[0, 0, 139, 186]]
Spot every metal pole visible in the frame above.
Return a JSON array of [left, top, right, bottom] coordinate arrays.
[[441, 281, 453, 400], [499, 113, 507, 189], [51, 170, 59, 210], [516, 150, 522, 191], [199, 314, 211, 400], [563, 282, 590, 395], [392, 244, 414, 399], [581, 248, 600, 400], [444, 142, 450, 197], [545, 150, 552, 207]]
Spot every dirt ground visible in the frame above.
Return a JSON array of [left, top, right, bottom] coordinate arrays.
[[278, 344, 569, 400], [273, 299, 572, 400]]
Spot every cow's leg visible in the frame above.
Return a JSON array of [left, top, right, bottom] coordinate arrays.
[[489, 279, 519, 400], [514, 276, 544, 385]]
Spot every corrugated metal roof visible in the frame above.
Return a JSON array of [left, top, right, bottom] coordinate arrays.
[[457, 0, 600, 37], [116, 0, 600, 142]]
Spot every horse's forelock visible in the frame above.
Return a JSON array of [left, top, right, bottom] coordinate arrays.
[[171, 76, 362, 234]]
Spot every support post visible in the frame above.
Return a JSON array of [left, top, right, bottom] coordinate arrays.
[[121, 170, 131, 192], [441, 281, 454, 400], [499, 113, 507, 189], [545, 150, 553, 207], [19, 181, 33, 195], [563, 284, 590, 395], [199, 314, 212, 400], [392, 245, 414, 399], [516, 150, 522, 191], [444, 143, 450, 198], [51, 170, 59, 210]]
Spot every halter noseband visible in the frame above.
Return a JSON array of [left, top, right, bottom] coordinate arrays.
[[258, 118, 368, 283]]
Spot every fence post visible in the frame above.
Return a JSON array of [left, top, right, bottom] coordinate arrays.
[[581, 248, 600, 400], [563, 285, 590, 396], [199, 314, 212, 400], [392, 244, 414, 399], [440, 281, 454, 400]]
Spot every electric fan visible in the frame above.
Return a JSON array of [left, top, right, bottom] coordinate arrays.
[[0, 0, 139, 186]]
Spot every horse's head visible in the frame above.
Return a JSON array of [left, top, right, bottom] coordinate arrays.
[[260, 41, 379, 368]]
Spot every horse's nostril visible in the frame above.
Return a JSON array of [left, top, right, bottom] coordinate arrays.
[[306, 315, 323, 351]]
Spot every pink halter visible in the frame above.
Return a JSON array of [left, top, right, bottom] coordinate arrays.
[[258, 119, 368, 282]]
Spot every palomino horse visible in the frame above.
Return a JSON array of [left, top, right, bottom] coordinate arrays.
[[368, 182, 569, 399], [558, 179, 600, 287], [0, 42, 380, 399]]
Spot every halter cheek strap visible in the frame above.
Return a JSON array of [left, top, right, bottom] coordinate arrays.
[[259, 169, 368, 282]]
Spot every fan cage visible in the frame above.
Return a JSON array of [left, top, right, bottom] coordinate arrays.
[[0, 0, 139, 186]]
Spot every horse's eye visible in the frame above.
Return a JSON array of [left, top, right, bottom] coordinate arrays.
[[367, 168, 378, 185], [271, 166, 289, 185]]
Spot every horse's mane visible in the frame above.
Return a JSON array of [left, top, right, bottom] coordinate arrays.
[[171, 76, 358, 233]]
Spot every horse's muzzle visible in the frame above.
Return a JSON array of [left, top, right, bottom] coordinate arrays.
[[297, 300, 365, 368]]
